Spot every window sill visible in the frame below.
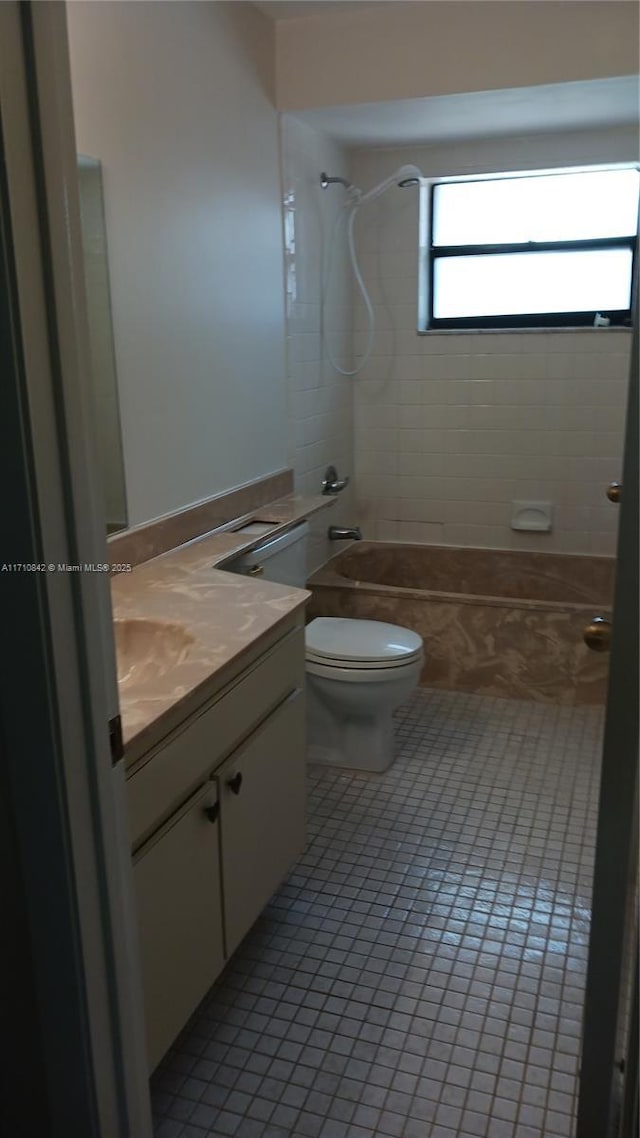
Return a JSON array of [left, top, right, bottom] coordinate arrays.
[[418, 325, 633, 336]]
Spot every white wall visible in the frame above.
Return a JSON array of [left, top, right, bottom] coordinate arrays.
[[351, 128, 636, 556], [275, 1, 639, 111], [68, 1, 289, 527], [281, 115, 355, 574]]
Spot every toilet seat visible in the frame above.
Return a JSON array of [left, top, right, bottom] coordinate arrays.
[[306, 657, 423, 683], [305, 617, 423, 671]]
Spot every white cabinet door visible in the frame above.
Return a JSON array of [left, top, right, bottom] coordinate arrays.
[[133, 783, 224, 1070], [217, 689, 306, 956]]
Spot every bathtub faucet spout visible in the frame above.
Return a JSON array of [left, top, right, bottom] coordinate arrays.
[[329, 526, 362, 541]]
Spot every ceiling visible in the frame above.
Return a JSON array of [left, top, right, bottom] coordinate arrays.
[[254, 1, 394, 19], [293, 76, 640, 148]]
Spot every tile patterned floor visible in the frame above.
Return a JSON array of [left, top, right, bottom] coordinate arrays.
[[151, 688, 604, 1138]]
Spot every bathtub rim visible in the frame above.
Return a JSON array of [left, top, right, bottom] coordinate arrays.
[[308, 541, 614, 617]]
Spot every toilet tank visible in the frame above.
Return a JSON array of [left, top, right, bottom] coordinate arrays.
[[225, 521, 309, 588]]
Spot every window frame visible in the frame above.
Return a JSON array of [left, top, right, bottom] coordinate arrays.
[[427, 170, 638, 330]]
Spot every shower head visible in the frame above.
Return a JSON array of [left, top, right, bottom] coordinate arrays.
[[320, 172, 355, 191], [398, 177, 420, 188]]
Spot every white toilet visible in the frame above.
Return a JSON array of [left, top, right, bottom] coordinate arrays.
[[227, 522, 423, 772], [306, 616, 423, 771]]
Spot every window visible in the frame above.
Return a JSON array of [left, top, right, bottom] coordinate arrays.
[[428, 167, 639, 329]]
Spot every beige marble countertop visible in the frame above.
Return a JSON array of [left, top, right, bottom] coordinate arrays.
[[151, 491, 336, 574], [111, 492, 335, 762]]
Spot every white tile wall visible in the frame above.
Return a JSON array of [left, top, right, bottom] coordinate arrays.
[[350, 131, 635, 556], [281, 115, 356, 575]]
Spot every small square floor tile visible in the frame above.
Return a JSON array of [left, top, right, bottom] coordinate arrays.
[[152, 689, 602, 1138]]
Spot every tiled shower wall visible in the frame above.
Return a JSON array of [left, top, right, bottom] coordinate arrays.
[[350, 128, 636, 556], [281, 116, 355, 575]]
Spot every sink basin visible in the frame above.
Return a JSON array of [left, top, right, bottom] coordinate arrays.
[[114, 618, 196, 689]]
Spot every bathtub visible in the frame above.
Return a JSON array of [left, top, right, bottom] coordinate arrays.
[[307, 543, 615, 705]]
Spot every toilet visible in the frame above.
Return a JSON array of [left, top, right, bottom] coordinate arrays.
[[227, 522, 423, 772], [306, 616, 423, 771]]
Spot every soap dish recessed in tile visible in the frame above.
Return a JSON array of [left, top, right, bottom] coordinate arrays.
[[511, 501, 553, 532]]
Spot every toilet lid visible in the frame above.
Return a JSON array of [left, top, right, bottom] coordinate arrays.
[[305, 617, 423, 668]]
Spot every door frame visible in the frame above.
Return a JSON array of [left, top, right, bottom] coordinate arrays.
[[0, 2, 151, 1134], [576, 291, 639, 1134]]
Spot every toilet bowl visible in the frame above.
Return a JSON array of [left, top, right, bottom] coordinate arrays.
[[305, 618, 423, 772], [225, 526, 423, 772]]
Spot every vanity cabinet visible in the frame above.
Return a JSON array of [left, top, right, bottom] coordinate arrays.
[[127, 622, 305, 850], [127, 616, 306, 1070]]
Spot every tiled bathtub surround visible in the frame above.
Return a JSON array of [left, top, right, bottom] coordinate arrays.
[[151, 687, 603, 1138], [281, 116, 356, 576], [308, 543, 614, 705], [354, 329, 630, 557], [350, 129, 635, 557]]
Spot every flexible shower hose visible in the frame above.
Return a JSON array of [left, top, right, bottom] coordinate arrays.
[[321, 164, 424, 377]]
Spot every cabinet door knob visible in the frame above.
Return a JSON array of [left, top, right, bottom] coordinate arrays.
[[227, 772, 243, 795], [203, 802, 220, 823]]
